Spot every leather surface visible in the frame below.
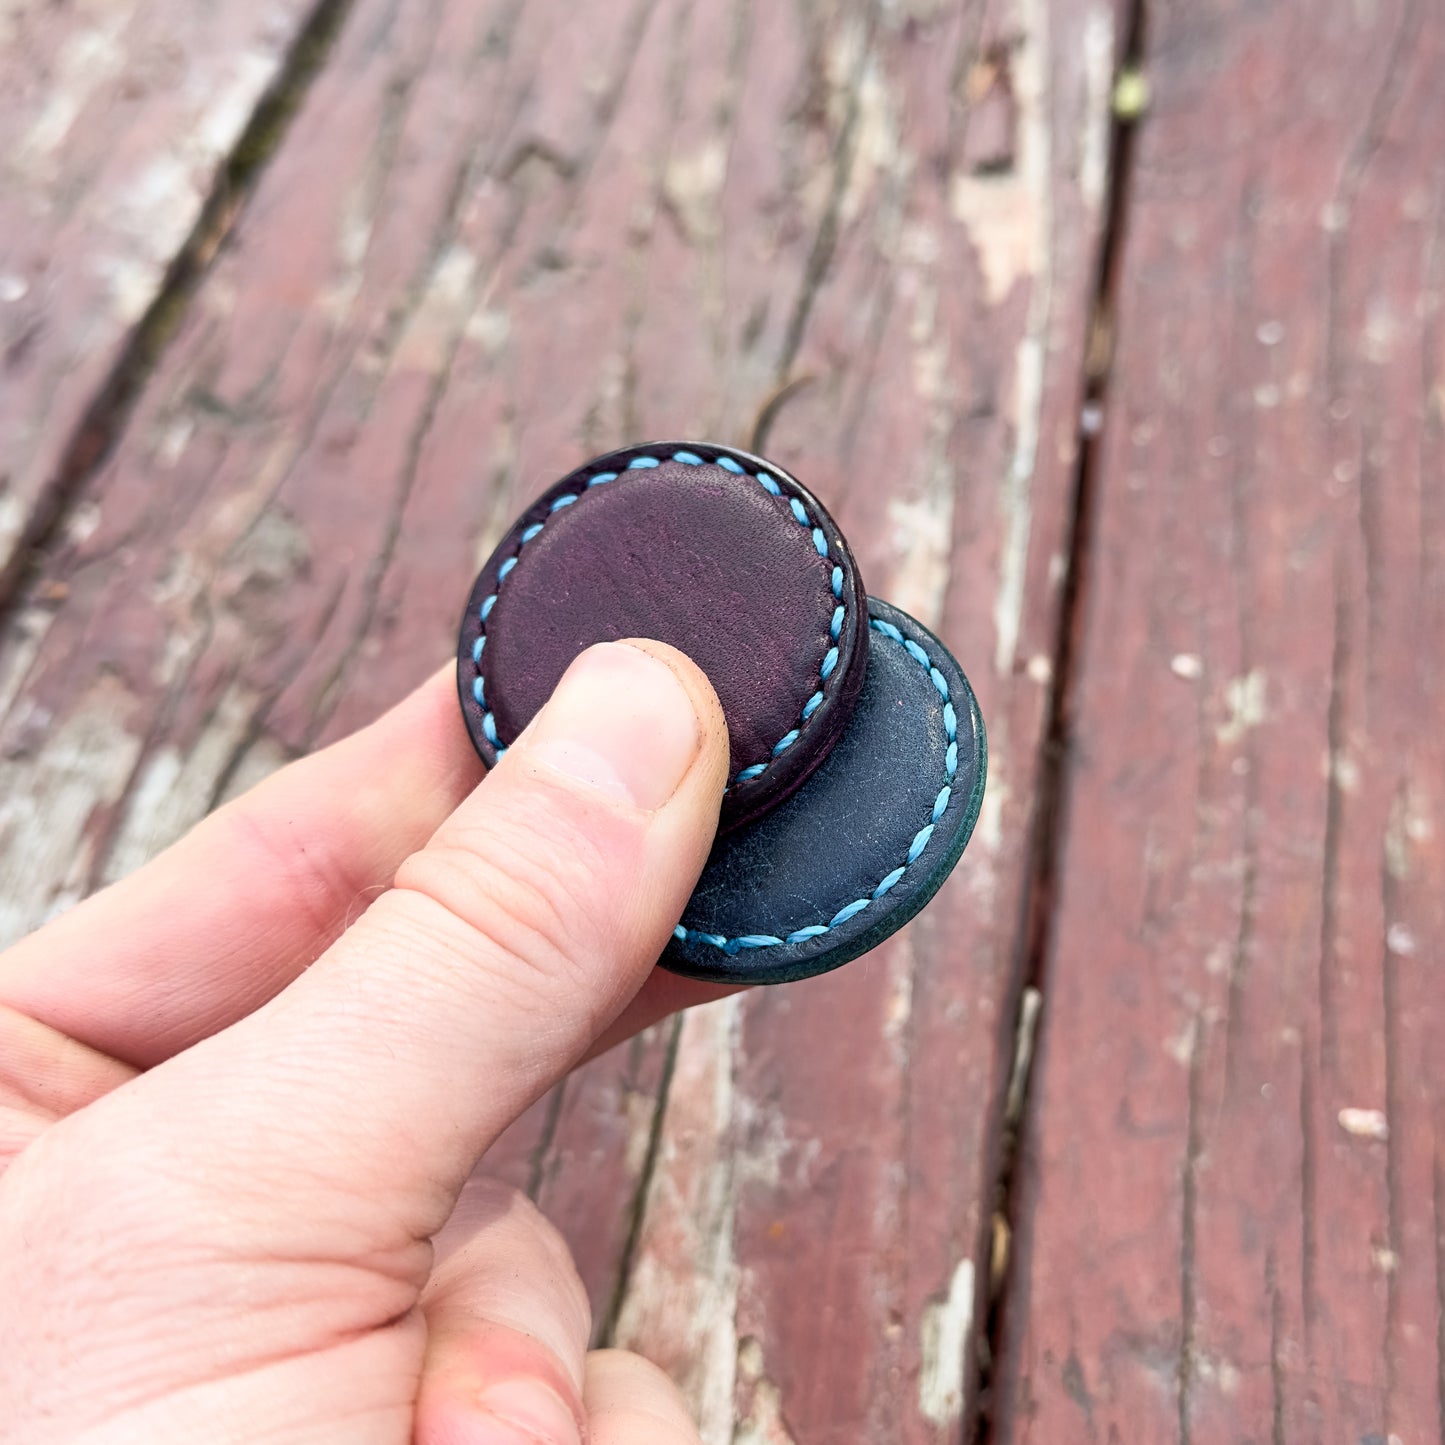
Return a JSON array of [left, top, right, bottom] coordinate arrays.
[[458, 442, 869, 829], [663, 597, 987, 985]]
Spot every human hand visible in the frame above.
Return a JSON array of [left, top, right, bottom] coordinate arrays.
[[0, 640, 731, 1444]]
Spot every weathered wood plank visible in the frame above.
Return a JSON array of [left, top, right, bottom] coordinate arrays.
[[0, 0, 703, 1345], [0, 0, 326, 591], [0, 0, 1112, 1402], [610, 1, 1122, 1440], [997, 1, 1445, 1439], [485, 1022, 675, 1345]]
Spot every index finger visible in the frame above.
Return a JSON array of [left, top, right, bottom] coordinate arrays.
[[0, 666, 478, 1067]]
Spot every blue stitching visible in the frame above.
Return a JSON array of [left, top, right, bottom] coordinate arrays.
[[672, 618, 958, 956], [472, 449, 849, 788]]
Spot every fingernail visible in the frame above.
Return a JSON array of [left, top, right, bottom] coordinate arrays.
[[473, 1380, 582, 1444], [524, 642, 701, 810]]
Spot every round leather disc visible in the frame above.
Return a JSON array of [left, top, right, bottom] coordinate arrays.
[[663, 598, 987, 985], [458, 442, 869, 830]]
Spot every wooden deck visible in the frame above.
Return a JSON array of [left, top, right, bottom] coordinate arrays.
[[2, 0, 1441, 1439]]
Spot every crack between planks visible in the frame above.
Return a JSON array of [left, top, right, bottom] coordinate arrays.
[[182, 0, 529, 613], [1220, 179, 1261, 1097], [973, 0, 1148, 1437], [1434, 1124, 1445, 1445], [88, 568, 347, 889], [1323, 0, 1425, 419], [1177, 1012, 1204, 1445], [525, 1078, 570, 1204], [0, 0, 360, 624], [1420, 179, 1445, 599], [1323, 0, 1423, 736], [301, 0, 655, 744], [595, 1011, 684, 1350], [1300, 1023, 1318, 1356], [78, 603, 218, 892], [1381, 821, 1403, 1433], [772, 0, 879, 387], [201, 575, 347, 812], [301, 312, 464, 743], [1318, 564, 1348, 1076], [1268, 1251, 1286, 1445]]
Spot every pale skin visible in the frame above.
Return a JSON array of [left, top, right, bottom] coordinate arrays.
[[0, 639, 739, 1444]]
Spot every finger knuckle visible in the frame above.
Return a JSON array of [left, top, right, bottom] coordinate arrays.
[[209, 793, 375, 947], [391, 784, 628, 1002], [436, 1184, 590, 1335]]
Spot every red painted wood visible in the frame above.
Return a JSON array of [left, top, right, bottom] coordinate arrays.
[[485, 1025, 674, 1344], [610, 1, 1121, 1439], [997, 2, 1445, 1440], [1, 0, 727, 1342], [11, 0, 1445, 1435], [0, 0, 319, 587], [0, 2, 1113, 1415]]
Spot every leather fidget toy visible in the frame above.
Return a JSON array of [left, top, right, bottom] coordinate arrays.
[[457, 441, 987, 985]]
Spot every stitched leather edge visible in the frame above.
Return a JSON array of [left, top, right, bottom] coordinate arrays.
[[468, 447, 846, 788], [660, 596, 987, 986], [672, 616, 961, 954]]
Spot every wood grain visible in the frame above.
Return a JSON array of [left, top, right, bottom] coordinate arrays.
[[996, 1, 1445, 1439], [0, 5, 1118, 1436], [0, 0, 726, 1339], [0, 0, 326, 591], [609, 1, 1124, 1440]]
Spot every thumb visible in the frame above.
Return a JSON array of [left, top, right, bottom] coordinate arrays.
[[95, 640, 727, 1237]]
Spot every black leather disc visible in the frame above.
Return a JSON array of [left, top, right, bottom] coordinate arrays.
[[663, 597, 987, 985]]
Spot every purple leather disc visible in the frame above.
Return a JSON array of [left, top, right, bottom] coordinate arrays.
[[457, 442, 870, 829]]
